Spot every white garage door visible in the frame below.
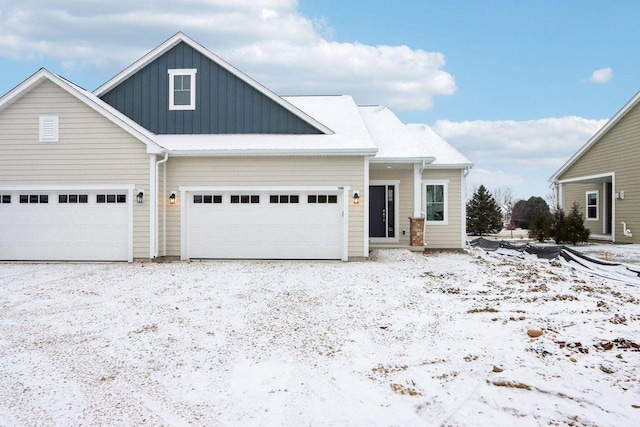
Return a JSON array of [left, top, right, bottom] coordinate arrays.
[[0, 189, 131, 261], [186, 189, 345, 260]]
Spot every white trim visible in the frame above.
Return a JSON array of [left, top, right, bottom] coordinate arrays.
[[556, 171, 615, 184], [168, 69, 196, 110], [94, 32, 334, 135], [550, 90, 640, 182], [149, 155, 156, 259], [179, 185, 344, 192], [413, 163, 422, 217], [166, 148, 378, 157], [585, 190, 599, 221], [127, 188, 134, 262], [363, 157, 370, 257], [370, 157, 436, 164], [612, 174, 616, 242], [422, 180, 449, 225], [461, 169, 467, 247], [39, 115, 58, 142], [180, 189, 188, 261], [342, 186, 350, 261], [602, 182, 609, 235], [369, 180, 400, 243], [0, 184, 135, 191]]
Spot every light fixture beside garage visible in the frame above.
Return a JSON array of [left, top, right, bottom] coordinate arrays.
[[353, 190, 360, 205], [136, 190, 145, 203], [169, 191, 177, 204]]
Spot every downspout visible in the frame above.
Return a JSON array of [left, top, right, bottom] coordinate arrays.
[[154, 152, 169, 258], [420, 160, 427, 246]]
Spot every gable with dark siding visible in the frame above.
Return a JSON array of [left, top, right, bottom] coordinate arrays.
[[100, 42, 323, 135]]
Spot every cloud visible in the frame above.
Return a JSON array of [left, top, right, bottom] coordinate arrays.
[[0, 0, 455, 110], [434, 117, 608, 198], [587, 67, 613, 84]]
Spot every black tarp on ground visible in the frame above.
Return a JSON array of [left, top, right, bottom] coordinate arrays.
[[470, 237, 640, 286]]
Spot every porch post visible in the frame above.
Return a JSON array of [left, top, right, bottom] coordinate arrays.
[[413, 163, 422, 217]]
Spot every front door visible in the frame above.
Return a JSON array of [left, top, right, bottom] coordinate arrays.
[[369, 185, 395, 238]]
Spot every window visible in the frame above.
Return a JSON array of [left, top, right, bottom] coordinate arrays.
[[193, 195, 222, 204], [58, 194, 88, 204], [270, 195, 300, 204], [424, 181, 448, 224], [231, 195, 259, 204], [0, 195, 10, 204], [308, 194, 337, 204], [96, 194, 126, 204], [19, 194, 48, 204], [39, 115, 59, 142], [168, 69, 197, 110], [586, 191, 598, 220]]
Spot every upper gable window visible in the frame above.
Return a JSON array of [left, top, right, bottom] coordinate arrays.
[[168, 69, 197, 110], [39, 115, 59, 142]]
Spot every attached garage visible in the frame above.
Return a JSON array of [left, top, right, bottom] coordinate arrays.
[[182, 187, 348, 260], [0, 187, 133, 261]]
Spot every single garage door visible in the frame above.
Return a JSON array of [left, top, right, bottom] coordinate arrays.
[[0, 189, 131, 261], [186, 189, 345, 260]]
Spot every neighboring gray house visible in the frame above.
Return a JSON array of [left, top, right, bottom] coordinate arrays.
[[549, 91, 640, 243], [0, 33, 472, 261]]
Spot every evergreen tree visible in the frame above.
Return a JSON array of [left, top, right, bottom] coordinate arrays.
[[566, 202, 590, 244], [549, 207, 568, 244], [466, 185, 503, 236], [528, 211, 552, 242]]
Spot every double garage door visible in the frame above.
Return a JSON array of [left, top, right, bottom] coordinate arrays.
[[185, 188, 345, 260], [0, 188, 131, 261]]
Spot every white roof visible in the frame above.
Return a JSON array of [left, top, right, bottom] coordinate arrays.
[[155, 95, 378, 156], [358, 106, 435, 162], [406, 124, 473, 168]]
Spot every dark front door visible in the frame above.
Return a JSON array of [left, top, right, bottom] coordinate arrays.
[[369, 185, 395, 238]]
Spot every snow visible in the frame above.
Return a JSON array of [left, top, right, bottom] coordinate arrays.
[[359, 105, 435, 160], [154, 95, 378, 155], [1, 249, 639, 426], [407, 123, 473, 167]]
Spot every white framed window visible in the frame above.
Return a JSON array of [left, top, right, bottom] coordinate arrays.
[[586, 190, 598, 221], [168, 69, 197, 110], [39, 115, 59, 142], [423, 180, 448, 225]]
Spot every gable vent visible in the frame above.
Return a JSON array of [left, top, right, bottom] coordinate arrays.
[[39, 115, 59, 142]]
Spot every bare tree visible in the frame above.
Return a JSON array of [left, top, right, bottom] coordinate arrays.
[[545, 191, 558, 211], [492, 186, 515, 231]]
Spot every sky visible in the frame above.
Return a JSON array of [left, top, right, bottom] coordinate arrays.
[[0, 0, 637, 200]]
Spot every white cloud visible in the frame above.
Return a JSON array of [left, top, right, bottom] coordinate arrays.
[[587, 67, 613, 84], [435, 116, 608, 198], [0, 0, 455, 110]]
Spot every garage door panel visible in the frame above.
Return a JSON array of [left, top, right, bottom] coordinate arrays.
[[0, 190, 130, 261], [187, 190, 344, 260]]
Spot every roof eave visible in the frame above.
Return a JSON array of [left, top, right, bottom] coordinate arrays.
[[166, 148, 378, 157], [370, 156, 436, 164], [550, 90, 640, 183]]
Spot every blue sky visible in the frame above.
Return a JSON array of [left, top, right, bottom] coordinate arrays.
[[0, 0, 636, 201]]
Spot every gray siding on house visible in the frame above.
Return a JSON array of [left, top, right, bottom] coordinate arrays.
[[100, 42, 322, 135]]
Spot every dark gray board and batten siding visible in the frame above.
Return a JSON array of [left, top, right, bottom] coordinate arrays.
[[100, 41, 322, 135]]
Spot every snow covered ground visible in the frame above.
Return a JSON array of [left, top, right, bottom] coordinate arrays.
[[1, 248, 639, 426]]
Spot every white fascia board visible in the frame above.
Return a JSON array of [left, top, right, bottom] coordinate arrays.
[[0, 68, 48, 112], [179, 185, 345, 192], [550, 90, 640, 183], [166, 148, 378, 157], [556, 172, 615, 184], [369, 157, 436, 164], [93, 32, 334, 136], [423, 163, 474, 169]]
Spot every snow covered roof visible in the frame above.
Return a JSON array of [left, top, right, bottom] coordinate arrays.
[[358, 106, 435, 162], [155, 95, 378, 156], [406, 124, 473, 168]]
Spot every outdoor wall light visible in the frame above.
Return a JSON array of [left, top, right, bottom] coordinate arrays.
[[169, 191, 177, 204], [353, 190, 360, 205], [136, 190, 145, 203]]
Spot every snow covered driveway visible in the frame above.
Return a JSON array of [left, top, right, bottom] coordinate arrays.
[[1, 249, 639, 426]]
